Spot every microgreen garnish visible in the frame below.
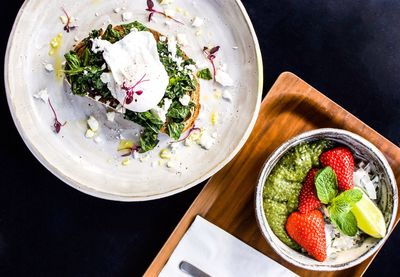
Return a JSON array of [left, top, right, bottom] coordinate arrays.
[[146, 0, 183, 24], [203, 46, 220, 80], [48, 98, 66, 134], [170, 126, 201, 143], [121, 74, 149, 105], [61, 8, 76, 33]]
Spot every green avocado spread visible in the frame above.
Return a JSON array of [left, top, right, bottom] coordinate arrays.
[[263, 140, 330, 249]]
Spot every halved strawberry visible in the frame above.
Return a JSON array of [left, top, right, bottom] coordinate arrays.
[[286, 210, 327, 262], [320, 146, 354, 191], [298, 168, 320, 213]]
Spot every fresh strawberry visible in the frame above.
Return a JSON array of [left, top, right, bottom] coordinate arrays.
[[286, 210, 327, 262], [298, 168, 320, 213], [320, 146, 354, 191]]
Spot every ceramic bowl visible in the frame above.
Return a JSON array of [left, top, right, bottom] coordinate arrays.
[[255, 128, 398, 271], [5, 0, 262, 201]]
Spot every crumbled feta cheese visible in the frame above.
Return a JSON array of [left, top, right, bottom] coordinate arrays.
[[199, 132, 215, 150], [192, 17, 204, 27], [106, 111, 116, 122], [115, 104, 126, 114], [100, 63, 107, 70], [44, 63, 54, 72], [167, 36, 178, 61], [94, 136, 102, 143], [94, 95, 101, 101], [122, 12, 133, 21], [159, 36, 167, 42], [222, 90, 233, 102], [87, 116, 99, 132], [113, 7, 121, 13], [179, 95, 191, 106], [211, 132, 218, 139], [85, 129, 95, 138], [164, 8, 175, 17], [95, 12, 100, 17], [33, 88, 49, 103], [91, 37, 110, 54], [151, 98, 172, 123], [177, 33, 188, 46], [215, 70, 234, 87], [185, 64, 196, 72], [74, 36, 80, 42]]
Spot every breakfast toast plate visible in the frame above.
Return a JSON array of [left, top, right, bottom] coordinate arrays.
[[145, 72, 400, 276], [5, 0, 262, 201]]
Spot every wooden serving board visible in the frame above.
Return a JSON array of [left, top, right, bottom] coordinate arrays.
[[145, 72, 400, 276]]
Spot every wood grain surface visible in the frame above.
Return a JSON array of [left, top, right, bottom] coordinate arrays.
[[144, 72, 400, 277]]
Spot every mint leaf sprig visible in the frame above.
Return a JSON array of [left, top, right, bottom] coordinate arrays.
[[315, 166, 362, 236]]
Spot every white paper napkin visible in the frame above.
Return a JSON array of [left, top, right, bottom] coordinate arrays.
[[159, 215, 297, 277]]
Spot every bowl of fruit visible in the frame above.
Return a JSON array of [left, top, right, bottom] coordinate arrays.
[[255, 128, 398, 271]]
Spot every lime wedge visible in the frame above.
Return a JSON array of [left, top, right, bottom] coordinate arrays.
[[351, 187, 386, 238]]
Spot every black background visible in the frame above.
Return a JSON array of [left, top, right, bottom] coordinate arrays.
[[2, 0, 400, 276]]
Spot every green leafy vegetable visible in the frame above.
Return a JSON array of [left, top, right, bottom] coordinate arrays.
[[167, 122, 184, 141], [329, 210, 359, 236], [122, 21, 149, 32], [197, 68, 212, 80], [64, 21, 198, 153], [102, 24, 122, 43], [315, 166, 338, 204], [139, 128, 159, 153], [166, 101, 192, 122], [328, 189, 363, 236]]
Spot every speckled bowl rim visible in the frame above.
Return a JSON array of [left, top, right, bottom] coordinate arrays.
[[255, 128, 398, 271], [4, 0, 263, 201]]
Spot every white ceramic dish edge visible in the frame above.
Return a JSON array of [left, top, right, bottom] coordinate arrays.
[[4, 0, 263, 201]]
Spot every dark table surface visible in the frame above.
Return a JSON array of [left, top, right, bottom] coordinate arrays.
[[2, 0, 400, 276]]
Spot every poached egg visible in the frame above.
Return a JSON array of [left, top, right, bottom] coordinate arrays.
[[94, 30, 169, 112]]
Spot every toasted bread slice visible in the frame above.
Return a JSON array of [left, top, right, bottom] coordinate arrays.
[[71, 25, 200, 134]]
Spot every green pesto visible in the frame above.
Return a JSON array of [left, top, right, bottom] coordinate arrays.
[[263, 140, 330, 249]]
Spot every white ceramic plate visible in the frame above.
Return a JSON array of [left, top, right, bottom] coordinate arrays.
[[5, 0, 262, 201]]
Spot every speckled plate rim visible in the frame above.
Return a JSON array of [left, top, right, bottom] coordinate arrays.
[[4, 0, 263, 201], [255, 128, 398, 271]]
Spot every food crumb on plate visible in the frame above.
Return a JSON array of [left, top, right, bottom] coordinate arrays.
[[192, 16, 204, 27], [33, 88, 49, 103]]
